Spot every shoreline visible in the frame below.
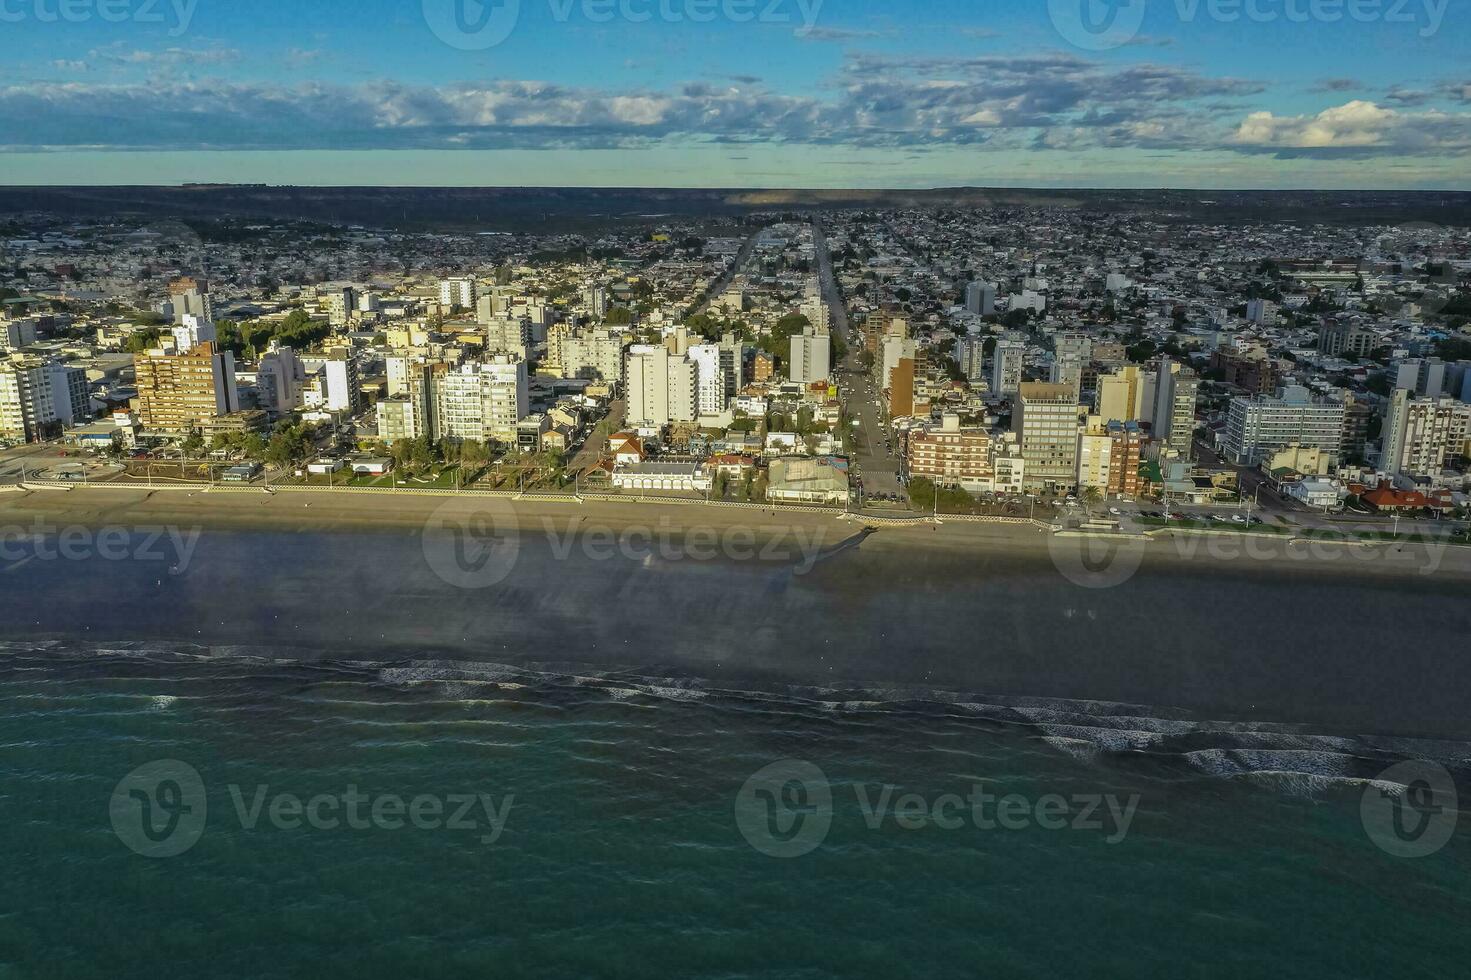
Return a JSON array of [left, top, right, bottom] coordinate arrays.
[[2, 484, 1469, 580], [3, 484, 1470, 740]]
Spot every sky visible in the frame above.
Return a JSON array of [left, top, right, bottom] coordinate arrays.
[[0, 0, 1468, 188]]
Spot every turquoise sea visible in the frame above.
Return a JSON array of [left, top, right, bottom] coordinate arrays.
[[3, 644, 1468, 980]]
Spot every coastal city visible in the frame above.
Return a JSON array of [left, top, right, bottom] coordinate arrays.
[[2, 205, 1467, 542]]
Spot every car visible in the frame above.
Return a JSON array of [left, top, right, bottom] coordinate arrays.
[[1231, 515, 1247, 524], [1170, 512, 1186, 521], [1108, 507, 1122, 516]]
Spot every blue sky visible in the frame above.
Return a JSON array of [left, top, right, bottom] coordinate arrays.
[[1, 0, 1468, 187]]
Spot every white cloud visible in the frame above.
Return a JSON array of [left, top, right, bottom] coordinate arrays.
[[1230, 100, 1471, 155]]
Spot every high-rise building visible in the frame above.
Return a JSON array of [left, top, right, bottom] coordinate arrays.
[[1379, 389, 1471, 478], [0, 356, 88, 442], [440, 276, 477, 311], [1107, 420, 1144, 498], [256, 343, 306, 415], [0, 318, 38, 352], [134, 342, 238, 434], [432, 355, 528, 445], [906, 414, 992, 490], [789, 327, 831, 385], [1223, 386, 1346, 466], [964, 281, 996, 316], [689, 344, 729, 416], [168, 277, 212, 325], [1094, 366, 1145, 423], [1076, 423, 1114, 494], [800, 298, 831, 334], [1153, 360, 1200, 459], [1317, 318, 1377, 358], [957, 334, 986, 383], [1014, 382, 1080, 491], [323, 352, 361, 415], [485, 316, 532, 359], [1393, 358, 1447, 398], [990, 336, 1025, 399], [556, 327, 626, 383], [625, 345, 697, 427]]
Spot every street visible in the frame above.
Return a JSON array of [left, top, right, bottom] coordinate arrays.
[[813, 219, 905, 502]]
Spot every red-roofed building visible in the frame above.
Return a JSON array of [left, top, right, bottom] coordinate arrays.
[[1360, 482, 1431, 513]]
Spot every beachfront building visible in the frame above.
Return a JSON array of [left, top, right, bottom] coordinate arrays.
[[1379, 389, 1471, 479], [432, 355, 529, 446], [906, 414, 992, 492], [133, 341, 238, 435], [611, 458, 712, 494], [0, 355, 89, 442], [1223, 385, 1346, 467], [1014, 382, 1080, 492], [1107, 420, 1145, 498], [767, 457, 849, 505]]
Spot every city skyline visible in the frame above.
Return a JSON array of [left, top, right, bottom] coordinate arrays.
[[0, 0, 1468, 188]]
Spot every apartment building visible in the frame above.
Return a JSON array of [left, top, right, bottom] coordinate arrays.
[[1380, 389, 1471, 478], [432, 355, 529, 445], [1153, 360, 1200, 459], [625, 345, 697, 427], [1014, 381, 1080, 491], [789, 327, 832, 385], [906, 414, 992, 491], [134, 342, 238, 434], [0, 356, 88, 442], [990, 336, 1025, 399], [1223, 385, 1346, 466]]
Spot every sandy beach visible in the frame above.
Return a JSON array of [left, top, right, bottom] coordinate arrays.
[[4, 483, 1470, 739]]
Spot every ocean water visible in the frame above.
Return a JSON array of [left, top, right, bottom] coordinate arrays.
[[2, 645, 1469, 980]]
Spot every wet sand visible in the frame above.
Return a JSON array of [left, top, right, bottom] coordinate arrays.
[[3, 486, 1470, 739]]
